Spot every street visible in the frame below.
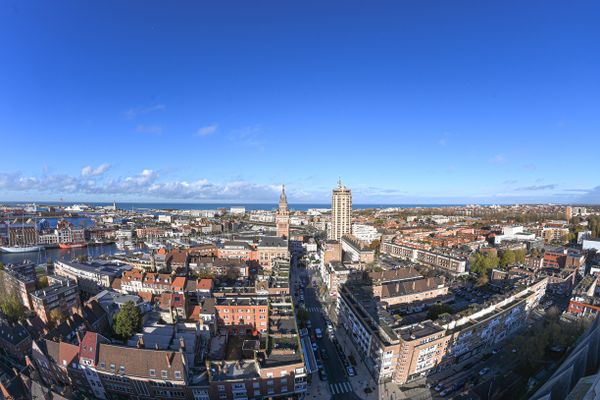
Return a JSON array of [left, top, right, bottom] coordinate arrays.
[[292, 264, 363, 399]]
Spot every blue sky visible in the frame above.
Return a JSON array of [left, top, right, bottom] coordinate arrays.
[[1, 1, 599, 204]]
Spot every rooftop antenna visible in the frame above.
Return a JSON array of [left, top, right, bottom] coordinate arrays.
[[338, 177, 342, 188]]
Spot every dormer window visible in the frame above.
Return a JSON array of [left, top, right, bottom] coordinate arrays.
[[149, 369, 156, 377], [161, 370, 168, 378]]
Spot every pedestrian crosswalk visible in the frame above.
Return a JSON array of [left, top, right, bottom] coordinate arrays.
[[329, 381, 352, 395], [305, 306, 322, 312]]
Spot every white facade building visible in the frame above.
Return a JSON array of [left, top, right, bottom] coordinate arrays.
[[352, 224, 381, 244]]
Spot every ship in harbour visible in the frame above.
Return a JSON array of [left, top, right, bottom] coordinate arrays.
[[58, 242, 88, 249], [0, 218, 44, 253], [0, 245, 44, 253]]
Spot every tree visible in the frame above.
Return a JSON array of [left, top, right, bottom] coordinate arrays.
[[514, 249, 526, 264], [226, 267, 240, 281], [427, 304, 453, 320], [0, 294, 26, 323], [113, 301, 142, 340], [470, 252, 499, 275], [500, 250, 516, 267], [476, 274, 489, 287], [369, 239, 380, 250], [49, 308, 64, 326], [38, 276, 49, 289]]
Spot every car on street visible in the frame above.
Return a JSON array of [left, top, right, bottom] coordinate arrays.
[[320, 348, 328, 359], [346, 366, 356, 377], [306, 320, 312, 329], [312, 342, 318, 352], [440, 388, 453, 397], [318, 369, 327, 381], [315, 328, 323, 338], [434, 384, 444, 392], [479, 367, 491, 376]]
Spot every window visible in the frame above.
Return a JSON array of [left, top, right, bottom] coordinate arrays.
[[119, 366, 125, 374], [161, 370, 168, 379], [174, 371, 182, 379], [100, 362, 105, 369], [110, 364, 116, 371]]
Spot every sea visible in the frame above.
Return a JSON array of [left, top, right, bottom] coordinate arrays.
[[2, 201, 462, 212]]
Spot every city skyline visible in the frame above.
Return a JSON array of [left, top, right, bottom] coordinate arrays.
[[1, 2, 599, 204]]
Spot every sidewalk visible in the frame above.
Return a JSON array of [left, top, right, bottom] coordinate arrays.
[[335, 325, 407, 400], [305, 374, 331, 399]]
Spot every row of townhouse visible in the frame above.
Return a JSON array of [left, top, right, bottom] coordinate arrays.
[[120, 269, 176, 295]]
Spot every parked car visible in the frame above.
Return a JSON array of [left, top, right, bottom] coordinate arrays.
[[312, 342, 318, 352], [315, 328, 323, 338], [479, 367, 491, 376], [318, 369, 327, 381], [320, 348, 328, 359], [346, 366, 356, 377]]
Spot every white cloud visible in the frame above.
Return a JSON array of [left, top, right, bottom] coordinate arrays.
[[0, 168, 284, 201], [81, 163, 111, 177], [230, 124, 264, 150], [123, 104, 166, 119], [197, 124, 218, 136], [515, 184, 557, 191], [136, 125, 163, 135], [489, 154, 507, 164]]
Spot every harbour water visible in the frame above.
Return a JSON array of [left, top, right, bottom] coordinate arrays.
[[0, 243, 120, 266]]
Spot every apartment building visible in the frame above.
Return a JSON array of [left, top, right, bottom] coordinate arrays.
[[54, 260, 121, 296], [218, 241, 256, 260], [256, 237, 290, 270], [568, 274, 600, 316], [215, 297, 269, 335], [341, 234, 376, 263], [329, 180, 352, 241], [337, 276, 548, 385], [380, 241, 468, 275], [29, 275, 81, 324], [352, 223, 381, 244], [0, 318, 32, 363], [207, 269, 307, 400], [320, 262, 353, 299], [0, 262, 37, 309]]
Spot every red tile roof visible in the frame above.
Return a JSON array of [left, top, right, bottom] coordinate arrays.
[[197, 278, 213, 291], [171, 276, 187, 291]]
